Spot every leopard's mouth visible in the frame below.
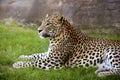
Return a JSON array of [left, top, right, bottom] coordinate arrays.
[[42, 33, 50, 38], [39, 32, 50, 39]]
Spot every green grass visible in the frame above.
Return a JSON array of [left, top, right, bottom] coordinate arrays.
[[0, 23, 120, 80]]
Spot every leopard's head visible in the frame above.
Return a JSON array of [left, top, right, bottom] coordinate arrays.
[[38, 15, 65, 39]]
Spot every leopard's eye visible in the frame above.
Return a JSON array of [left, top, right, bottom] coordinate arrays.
[[46, 23, 50, 25]]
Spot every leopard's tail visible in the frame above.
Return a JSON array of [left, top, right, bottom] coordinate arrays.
[[97, 69, 120, 77]]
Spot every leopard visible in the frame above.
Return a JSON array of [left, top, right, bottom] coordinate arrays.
[[13, 15, 120, 77]]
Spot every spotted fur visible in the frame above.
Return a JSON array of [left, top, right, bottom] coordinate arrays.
[[13, 15, 120, 77]]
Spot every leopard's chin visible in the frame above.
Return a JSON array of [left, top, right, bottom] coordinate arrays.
[[39, 35, 45, 39], [42, 33, 50, 38], [39, 33, 51, 39]]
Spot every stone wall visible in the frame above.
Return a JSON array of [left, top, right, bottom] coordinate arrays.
[[0, 0, 120, 28], [62, 0, 120, 28]]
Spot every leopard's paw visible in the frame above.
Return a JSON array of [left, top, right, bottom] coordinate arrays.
[[13, 61, 24, 68], [19, 55, 28, 60], [97, 71, 105, 77]]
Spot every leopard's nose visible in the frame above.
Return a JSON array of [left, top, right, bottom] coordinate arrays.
[[38, 30, 42, 33]]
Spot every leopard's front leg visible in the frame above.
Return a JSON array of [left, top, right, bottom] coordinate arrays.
[[19, 52, 49, 60], [13, 57, 64, 70]]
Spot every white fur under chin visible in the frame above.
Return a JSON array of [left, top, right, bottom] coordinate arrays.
[[39, 36, 45, 39], [39, 33, 45, 39]]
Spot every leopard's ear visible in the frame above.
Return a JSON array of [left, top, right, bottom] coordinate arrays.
[[58, 15, 64, 22], [45, 14, 49, 17]]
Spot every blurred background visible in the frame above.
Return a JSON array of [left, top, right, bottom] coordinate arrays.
[[0, 0, 120, 35]]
